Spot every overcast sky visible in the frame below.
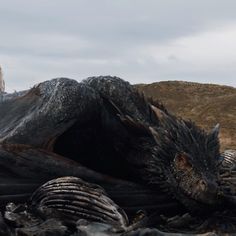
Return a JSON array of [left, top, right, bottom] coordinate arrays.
[[1, 0, 236, 92]]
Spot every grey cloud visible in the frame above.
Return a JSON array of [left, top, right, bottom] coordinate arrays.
[[0, 0, 236, 92], [2, 0, 236, 42]]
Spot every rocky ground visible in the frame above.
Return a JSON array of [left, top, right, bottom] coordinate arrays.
[[0, 176, 234, 236]]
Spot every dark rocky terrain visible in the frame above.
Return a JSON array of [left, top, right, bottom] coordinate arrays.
[[136, 81, 236, 150]]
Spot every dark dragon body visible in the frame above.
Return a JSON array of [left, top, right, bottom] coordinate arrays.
[[0, 76, 235, 235]]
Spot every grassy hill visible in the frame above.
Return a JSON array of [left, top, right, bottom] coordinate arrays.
[[136, 81, 236, 150]]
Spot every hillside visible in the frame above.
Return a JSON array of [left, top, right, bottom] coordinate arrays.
[[136, 81, 236, 150]]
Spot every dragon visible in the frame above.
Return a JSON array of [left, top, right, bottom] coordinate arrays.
[[0, 76, 235, 235]]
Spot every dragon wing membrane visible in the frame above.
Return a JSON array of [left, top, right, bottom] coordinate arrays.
[[0, 78, 102, 148], [83, 76, 155, 125]]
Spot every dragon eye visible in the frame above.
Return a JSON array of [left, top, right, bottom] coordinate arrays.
[[174, 153, 193, 171]]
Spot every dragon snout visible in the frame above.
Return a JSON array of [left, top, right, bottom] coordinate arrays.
[[196, 178, 221, 205]]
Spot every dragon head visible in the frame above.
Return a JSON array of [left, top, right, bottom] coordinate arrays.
[[171, 151, 220, 206], [146, 105, 223, 210]]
